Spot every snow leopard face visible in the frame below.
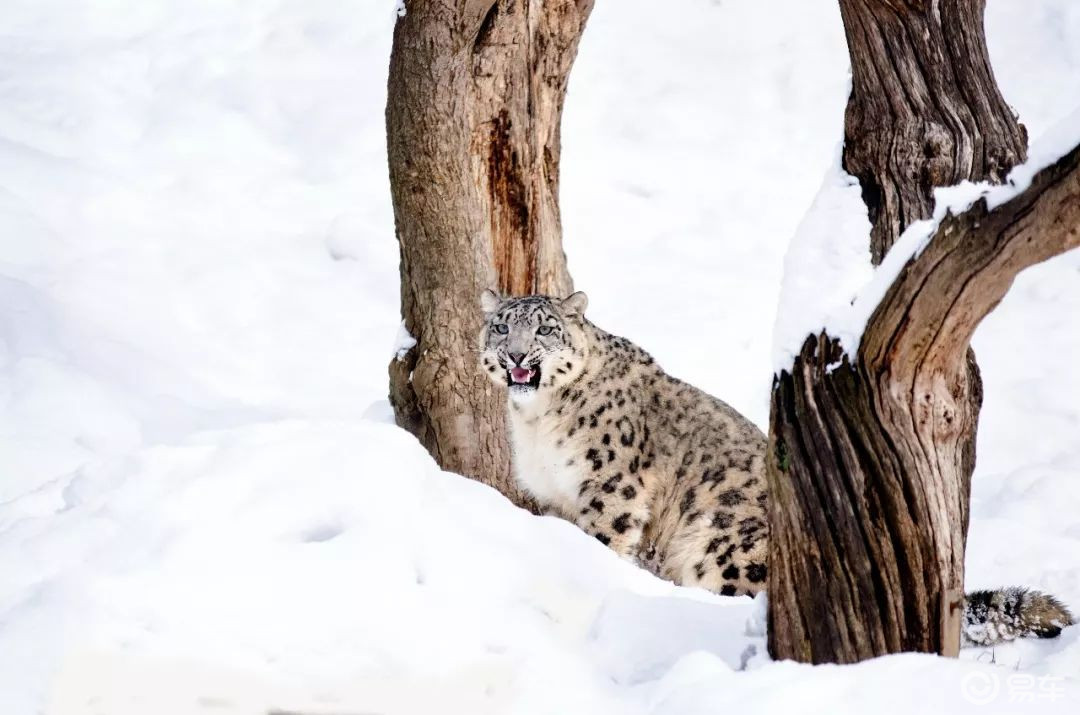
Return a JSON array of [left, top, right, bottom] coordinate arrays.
[[478, 291, 589, 403]]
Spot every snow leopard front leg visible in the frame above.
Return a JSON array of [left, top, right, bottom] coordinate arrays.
[[572, 445, 652, 561]]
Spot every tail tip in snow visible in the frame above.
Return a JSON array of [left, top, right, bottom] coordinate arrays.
[[963, 586, 1074, 647]]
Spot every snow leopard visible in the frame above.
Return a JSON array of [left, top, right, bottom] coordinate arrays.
[[478, 290, 1074, 646]]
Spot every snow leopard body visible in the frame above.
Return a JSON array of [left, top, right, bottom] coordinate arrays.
[[478, 291, 1074, 645]]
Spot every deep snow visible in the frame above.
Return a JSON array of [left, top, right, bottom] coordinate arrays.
[[2, 1, 1079, 713]]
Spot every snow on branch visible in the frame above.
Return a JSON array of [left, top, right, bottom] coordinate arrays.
[[862, 131, 1080, 371], [772, 106, 1080, 374]]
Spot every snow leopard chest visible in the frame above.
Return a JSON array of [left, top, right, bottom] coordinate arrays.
[[507, 409, 584, 508]]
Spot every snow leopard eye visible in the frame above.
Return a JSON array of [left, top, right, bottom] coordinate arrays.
[[494, 324, 509, 335], [536, 325, 554, 336]]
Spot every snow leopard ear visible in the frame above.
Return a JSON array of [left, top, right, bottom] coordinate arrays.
[[480, 289, 502, 315], [560, 291, 588, 318]]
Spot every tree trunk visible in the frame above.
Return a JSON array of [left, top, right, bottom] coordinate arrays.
[[766, 0, 1077, 663], [839, 0, 1026, 260], [386, 0, 593, 504]]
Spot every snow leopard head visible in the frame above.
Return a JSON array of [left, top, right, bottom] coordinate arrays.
[[478, 290, 589, 403]]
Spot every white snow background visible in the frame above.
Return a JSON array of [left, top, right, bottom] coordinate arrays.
[[1, 0, 1079, 713]]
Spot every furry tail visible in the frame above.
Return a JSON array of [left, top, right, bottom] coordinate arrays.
[[962, 587, 1074, 647]]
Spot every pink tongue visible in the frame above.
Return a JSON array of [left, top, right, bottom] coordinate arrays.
[[510, 367, 533, 384]]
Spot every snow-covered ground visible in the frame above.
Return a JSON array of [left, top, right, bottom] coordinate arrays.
[[2, 1, 1079, 713]]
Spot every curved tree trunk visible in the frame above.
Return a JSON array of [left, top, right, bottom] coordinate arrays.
[[386, 0, 593, 504], [766, 0, 1079, 663]]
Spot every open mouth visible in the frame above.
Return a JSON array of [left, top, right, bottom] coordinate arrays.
[[507, 365, 541, 390]]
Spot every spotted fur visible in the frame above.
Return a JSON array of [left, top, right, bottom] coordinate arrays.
[[962, 587, 1074, 647], [479, 290, 767, 595], [478, 291, 1075, 645]]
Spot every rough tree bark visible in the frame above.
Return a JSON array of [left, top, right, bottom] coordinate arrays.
[[767, 0, 1080, 663], [839, 0, 1027, 260], [386, 0, 593, 503]]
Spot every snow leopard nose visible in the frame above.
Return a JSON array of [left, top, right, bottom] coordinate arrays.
[[509, 352, 526, 366]]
